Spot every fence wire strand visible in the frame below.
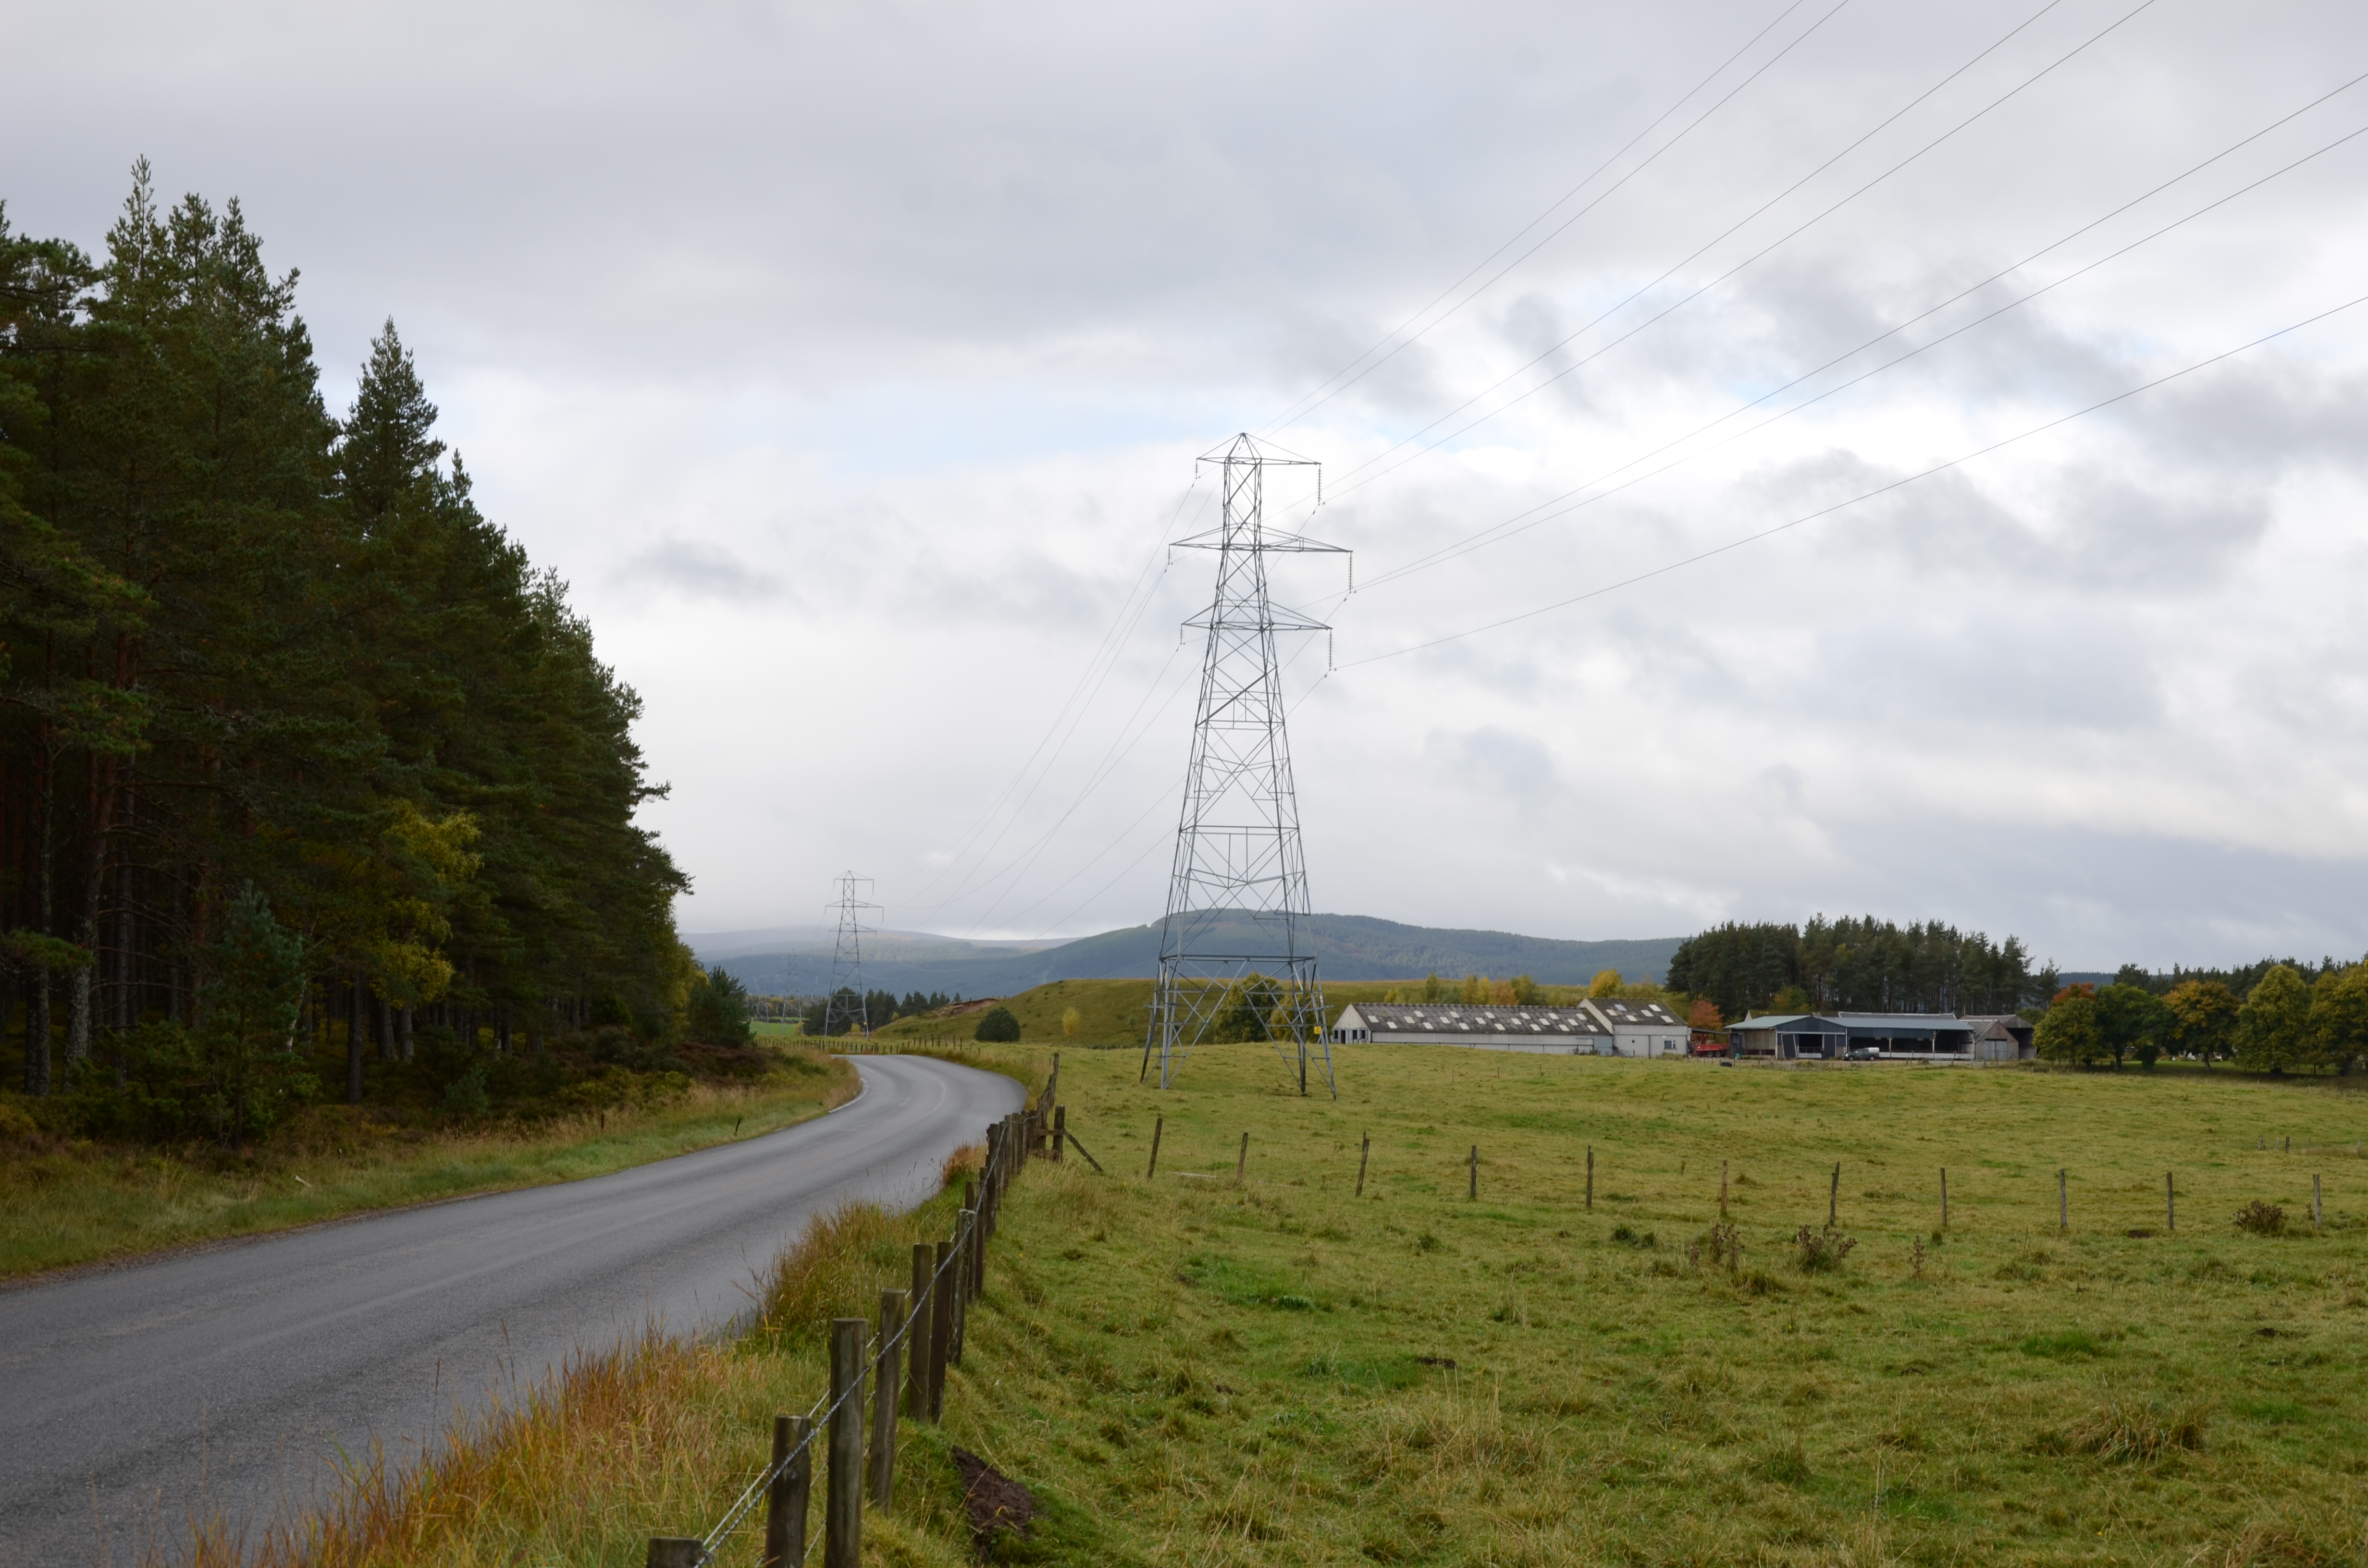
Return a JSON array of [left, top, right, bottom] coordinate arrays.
[[679, 1124, 1020, 1566]]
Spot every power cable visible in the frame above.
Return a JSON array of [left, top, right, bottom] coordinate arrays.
[[1337, 289, 2368, 668], [1262, 0, 1846, 434], [897, 477, 1211, 921], [1328, 0, 2160, 502], [1355, 90, 2368, 593]]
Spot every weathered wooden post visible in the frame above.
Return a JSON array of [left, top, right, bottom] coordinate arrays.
[[1147, 1115, 1163, 1179], [871, 1290, 907, 1507], [1828, 1163, 1839, 1228], [954, 1210, 976, 1360], [825, 1318, 864, 1568], [1237, 1131, 1250, 1184], [1586, 1145, 1594, 1210], [647, 1539, 703, 1567], [1052, 1104, 1067, 1163], [763, 1413, 811, 1568], [1356, 1133, 1369, 1197], [928, 1239, 954, 1420], [906, 1244, 934, 1419], [1721, 1159, 1729, 1217], [1468, 1144, 1478, 1200]]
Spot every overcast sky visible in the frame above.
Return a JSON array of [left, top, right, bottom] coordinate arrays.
[[10, 0, 2367, 970]]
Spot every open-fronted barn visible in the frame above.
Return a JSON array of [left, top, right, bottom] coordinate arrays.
[[1330, 1003, 1614, 1054]]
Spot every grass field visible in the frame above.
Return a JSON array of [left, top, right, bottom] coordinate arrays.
[[0, 1047, 855, 1280], [916, 1043, 2368, 1565]]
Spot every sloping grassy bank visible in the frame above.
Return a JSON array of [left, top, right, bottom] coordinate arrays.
[[1, 1045, 855, 1280]]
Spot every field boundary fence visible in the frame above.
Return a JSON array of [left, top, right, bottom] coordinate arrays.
[[645, 1055, 1065, 1568]]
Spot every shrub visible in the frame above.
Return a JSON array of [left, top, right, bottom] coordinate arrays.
[[1794, 1225, 1857, 1273], [2235, 1200, 2287, 1237], [974, 1005, 1021, 1043]]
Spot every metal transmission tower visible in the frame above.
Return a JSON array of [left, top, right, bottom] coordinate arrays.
[[823, 873, 880, 1039], [1143, 434, 1348, 1096]]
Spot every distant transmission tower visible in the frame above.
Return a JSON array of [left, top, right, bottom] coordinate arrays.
[[1142, 434, 1348, 1096], [823, 872, 880, 1039]]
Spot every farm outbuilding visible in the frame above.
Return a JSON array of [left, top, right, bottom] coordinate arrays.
[[1727, 1013, 1849, 1060], [1330, 1003, 1614, 1054], [1579, 997, 1690, 1057]]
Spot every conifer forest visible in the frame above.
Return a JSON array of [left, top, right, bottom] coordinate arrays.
[[0, 168, 701, 1136]]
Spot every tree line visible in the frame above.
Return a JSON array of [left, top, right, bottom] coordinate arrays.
[[1667, 917, 2052, 1021], [2, 169, 707, 1134], [2036, 964, 2368, 1074]]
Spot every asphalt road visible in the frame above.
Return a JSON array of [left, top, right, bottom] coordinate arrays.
[[0, 1054, 1024, 1567]]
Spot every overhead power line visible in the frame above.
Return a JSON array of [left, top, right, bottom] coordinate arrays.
[[1260, 0, 1841, 434], [1338, 289, 2368, 668], [1354, 87, 2368, 594], [1328, 0, 2162, 503]]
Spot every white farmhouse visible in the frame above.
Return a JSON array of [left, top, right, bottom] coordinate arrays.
[[1579, 997, 1690, 1057]]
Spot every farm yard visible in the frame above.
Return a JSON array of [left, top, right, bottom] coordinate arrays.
[[918, 1043, 2368, 1565]]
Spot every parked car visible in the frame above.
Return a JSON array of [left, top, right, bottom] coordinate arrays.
[[1846, 1046, 1880, 1061]]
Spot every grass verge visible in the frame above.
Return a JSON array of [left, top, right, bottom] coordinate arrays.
[[0, 1045, 857, 1280]]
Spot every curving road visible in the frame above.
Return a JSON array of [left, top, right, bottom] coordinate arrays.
[[0, 1054, 1023, 1567]]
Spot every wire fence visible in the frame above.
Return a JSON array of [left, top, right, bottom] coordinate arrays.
[[646, 1056, 1065, 1568]]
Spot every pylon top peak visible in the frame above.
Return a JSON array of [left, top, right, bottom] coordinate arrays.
[[1199, 432, 1319, 467]]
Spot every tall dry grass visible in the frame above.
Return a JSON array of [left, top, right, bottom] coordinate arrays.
[[170, 1185, 965, 1568]]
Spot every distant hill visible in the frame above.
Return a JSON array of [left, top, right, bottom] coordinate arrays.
[[703, 913, 1683, 998]]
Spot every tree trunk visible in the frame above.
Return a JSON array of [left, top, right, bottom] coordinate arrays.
[[23, 971, 48, 1097], [399, 1005, 413, 1062], [346, 971, 366, 1103]]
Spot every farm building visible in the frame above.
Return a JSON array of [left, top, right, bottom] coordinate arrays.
[[1962, 1014, 2037, 1060], [1727, 1014, 1849, 1060], [1727, 1011, 2036, 1062], [1330, 1003, 1614, 1054], [1580, 997, 1690, 1057]]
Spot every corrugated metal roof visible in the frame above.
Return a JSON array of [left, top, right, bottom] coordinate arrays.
[[1583, 998, 1685, 1027], [1730, 1014, 1848, 1031], [1837, 1012, 1975, 1034], [1339, 1003, 1609, 1036]]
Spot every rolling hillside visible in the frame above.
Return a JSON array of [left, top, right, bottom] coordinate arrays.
[[703, 913, 1682, 998]]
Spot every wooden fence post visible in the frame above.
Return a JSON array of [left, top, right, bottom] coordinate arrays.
[[1828, 1163, 1839, 1228], [906, 1244, 934, 1420], [971, 1196, 987, 1298], [647, 1539, 703, 1568], [955, 1211, 977, 1361], [1237, 1131, 1250, 1184], [1147, 1115, 1163, 1179], [1356, 1133, 1369, 1197], [871, 1290, 907, 1507], [1052, 1104, 1066, 1163], [763, 1413, 811, 1568], [1468, 1145, 1478, 1200], [1586, 1145, 1594, 1210], [825, 1318, 864, 1568], [928, 1239, 954, 1420], [1721, 1159, 1729, 1217], [2058, 1168, 2067, 1232]]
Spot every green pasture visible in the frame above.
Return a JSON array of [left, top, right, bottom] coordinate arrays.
[[916, 1041, 2368, 1565]]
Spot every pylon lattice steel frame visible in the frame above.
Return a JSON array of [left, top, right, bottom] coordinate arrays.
[[823, 872, 880, 1039], [1142, 434, 1347, 1096]]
